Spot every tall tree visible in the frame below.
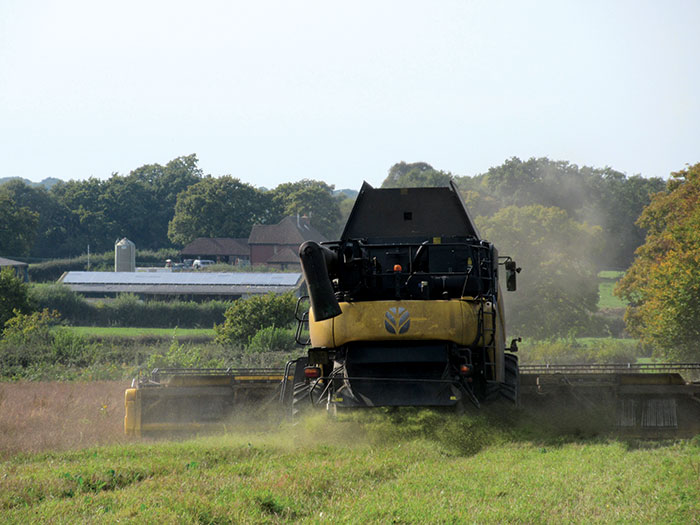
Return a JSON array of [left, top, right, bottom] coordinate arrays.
[[477, 205, 602, 339], [474, 157, 665, 268], [0, 189, 39, 257], [48, 155, 204, 255], [270, 179, 341, 238], [616, 163, 700, 360], [128, 154, 203, 248], [381, 162, 452, 188], [168, 176, 272, 245], [0, 180, 69, 257], [50, 178, 113, 255]]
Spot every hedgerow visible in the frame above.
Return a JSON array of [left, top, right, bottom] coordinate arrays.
[[30, 285, 232, 328]]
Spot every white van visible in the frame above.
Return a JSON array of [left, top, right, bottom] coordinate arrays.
[[192, 259, 215, 269]]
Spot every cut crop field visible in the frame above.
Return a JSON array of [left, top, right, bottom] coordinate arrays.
[[0, 381, 131, 457], [1, 382, 699, 523]]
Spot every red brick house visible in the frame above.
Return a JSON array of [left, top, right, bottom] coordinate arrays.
[[248, 216, 325, 267], [179, 237, 250, 265]]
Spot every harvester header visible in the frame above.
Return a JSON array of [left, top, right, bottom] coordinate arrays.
[[125, 181, 700, 438]]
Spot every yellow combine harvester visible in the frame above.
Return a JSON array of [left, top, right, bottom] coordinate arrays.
[[125, 182, 700, 437]]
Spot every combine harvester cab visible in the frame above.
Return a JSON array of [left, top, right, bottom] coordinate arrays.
[[296, 181, 520, 413]]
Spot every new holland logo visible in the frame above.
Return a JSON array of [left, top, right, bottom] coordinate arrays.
[[385, 306, 410, 334]]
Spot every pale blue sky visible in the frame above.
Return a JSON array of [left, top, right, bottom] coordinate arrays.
[[1, 0, 698, 189]]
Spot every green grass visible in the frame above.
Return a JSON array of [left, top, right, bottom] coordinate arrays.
[[1, 412, 699, 523], [574, 337, 638, 349], [598, 270, 625, 280], [597, 271, 628, 310], [598, 281, 628, 309], [68, 326, 215, 339]]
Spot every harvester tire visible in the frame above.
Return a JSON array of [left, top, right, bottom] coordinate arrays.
[[291, 381, 312, 419], [501, 353, 519, 405]]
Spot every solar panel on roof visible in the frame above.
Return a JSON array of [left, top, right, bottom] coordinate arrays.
[[61, 272, 301, 287]]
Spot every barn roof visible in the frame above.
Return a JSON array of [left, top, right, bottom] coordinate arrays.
[[180, 237, 249, 257], [248, 216, 325, 245], [0, 257, 28, 268]]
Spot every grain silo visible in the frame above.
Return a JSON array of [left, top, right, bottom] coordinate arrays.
[[115, 238, 136, 272]]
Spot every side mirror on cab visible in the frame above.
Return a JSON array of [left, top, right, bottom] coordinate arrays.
[[504, 260, 521, 292]]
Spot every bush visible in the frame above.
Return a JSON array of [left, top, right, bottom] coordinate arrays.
[[215, 292, 297, 345], [247, 326, 298, 354], [29, 285, 232, 328], [145, 339, 230, 369], [519, 337, 641, 365], [29, 255, 102, 282], [0, 267, 34, 328], [0, 309, 99, 376], [111, 294, 144, 326]]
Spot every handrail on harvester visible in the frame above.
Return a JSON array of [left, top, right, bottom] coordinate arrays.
[[151, 367, 286, 376]]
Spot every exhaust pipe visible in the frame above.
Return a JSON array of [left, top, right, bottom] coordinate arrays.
[[299, 241, 342, 321]]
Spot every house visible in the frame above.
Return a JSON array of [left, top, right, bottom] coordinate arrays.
[[248, 216, 325, 268], [179, 237, 250, 265], [265, 247, 301, 271]]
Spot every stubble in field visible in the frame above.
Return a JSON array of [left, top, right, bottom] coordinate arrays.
[[0, 381, 130, 458]]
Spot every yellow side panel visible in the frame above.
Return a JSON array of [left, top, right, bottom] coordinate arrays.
[[309, 300, 481, 348], [124, 388, 141, 437]]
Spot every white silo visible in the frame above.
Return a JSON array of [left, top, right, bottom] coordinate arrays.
[[114, 238, 136, 272]]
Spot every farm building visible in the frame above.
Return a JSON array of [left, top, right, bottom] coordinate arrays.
[[0, 256, 29, 281], [248, 216, 325, 268], [179, 237, 250, 265], [58, 271, 303, 300]]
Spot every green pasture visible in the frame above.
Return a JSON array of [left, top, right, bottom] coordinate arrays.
[[598, 270, 625, 280], [597, 271, 628, 309], [1, 412, 698, 524], [574, 337, 638, 349], [67, 326, 215, 339]]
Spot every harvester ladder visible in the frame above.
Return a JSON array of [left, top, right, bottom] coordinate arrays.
[[478, 297, 497, 379], [476, 245, 497, 379]]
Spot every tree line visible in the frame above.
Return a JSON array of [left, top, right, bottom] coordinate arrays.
[[0, 154, 345, 259], [2, 155, 664, 265], [3, 155, 700, 360]]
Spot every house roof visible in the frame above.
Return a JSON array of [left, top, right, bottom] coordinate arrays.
[[180, 237, 249, 257], [266, 247, 300, 264], [248, 216, 326, 245], [0, 257, 28, 268]]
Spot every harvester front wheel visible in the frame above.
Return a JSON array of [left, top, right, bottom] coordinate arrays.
[[291, 381, 312, 419]]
